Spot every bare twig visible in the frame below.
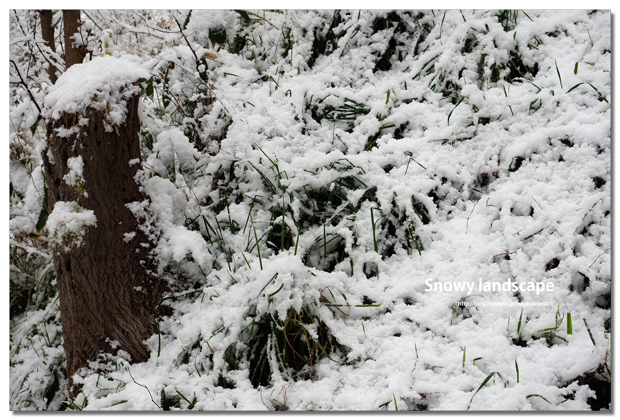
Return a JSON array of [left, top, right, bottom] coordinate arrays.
[[521, 228, 544, 241], [129, 10, 182, 34], [10, 60, 42, 114], [466, 200, 478, 234], [583, 318, 596, 346], [9, 241, 52, 261], [335, 134, 349, 150], [235, 9, 279, 30], [588, 248, 610, 269], [81, 10, 104, 32], [204, 339, 214, 354], [532, 197, 543, 210], [172, 12, 198, 62], [126, 366, 161, 410], [494, 251, 517, 257]]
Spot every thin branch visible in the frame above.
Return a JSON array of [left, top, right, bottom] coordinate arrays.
[[9, 60, 42, 114], [126, 366, 161, 410], [12, 10, 28, 37], [33, 41, 65, 80], [172, 12, 198, 62], [130, 10, 182, 34], [102, 10, 169, 41], [236, 9, 280, 30], [81, 10, 104, 32]]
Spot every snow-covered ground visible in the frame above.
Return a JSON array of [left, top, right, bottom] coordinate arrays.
[[9, 9, 611, 411]]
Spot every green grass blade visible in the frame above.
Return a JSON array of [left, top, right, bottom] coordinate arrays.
[[462, 346, 466, 373], [176, 389, 194, 409], [255, 273, 278, 299], [468, 372, 498, 410], [555, 60, 563, 89], [268, 283, 284, 300], [527, 394, 552, 404], [281, 193, 286, 251], [525, 80, 541, 92], [448, 97, 464, 126], [439, 11, 447, 42], [294, 221, 300, 256], [250, 214, 263, 270], [314, 338, 345, 364], [566, 82, 584, 93], [371, 208, 379, 253], [241, 251, 252, 270], [515, 359, 519, 383], [588, 83, 609, 103], [405, 157, 426, 174], [567, 313, 572, 334]]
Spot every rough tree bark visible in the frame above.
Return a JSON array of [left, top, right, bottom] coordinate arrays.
[[39, 10, 57, 84], [42, 87, 166, 392], [62, 10, 87, 69]]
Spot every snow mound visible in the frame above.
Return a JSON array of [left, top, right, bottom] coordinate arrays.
[[43, 55, 149, 131], [47, 201, 97, 251]]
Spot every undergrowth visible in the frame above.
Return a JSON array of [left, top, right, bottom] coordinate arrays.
[[9, 9, 610, 410]]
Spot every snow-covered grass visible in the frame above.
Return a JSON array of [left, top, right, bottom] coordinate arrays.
[[9, 9, 610, 411]]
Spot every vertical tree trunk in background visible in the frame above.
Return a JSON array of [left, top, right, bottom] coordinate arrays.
[[42, 91, 166, 392], [39, 10, 57, 84], [62, 10, 87, 69]]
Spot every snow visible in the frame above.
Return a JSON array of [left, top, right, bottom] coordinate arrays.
[[63, 156, 85, 190], [46, 201, 97, 251], [43, 55, 150, 132], [9, 9, 611, 412]]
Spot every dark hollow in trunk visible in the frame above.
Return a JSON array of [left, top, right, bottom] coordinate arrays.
[[42, 93, 165, 393]]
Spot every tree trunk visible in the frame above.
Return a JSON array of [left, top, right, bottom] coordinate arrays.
[[42, 89, 166, 392], [62, 10, 87, 69], [39, 10, 57, 84]]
